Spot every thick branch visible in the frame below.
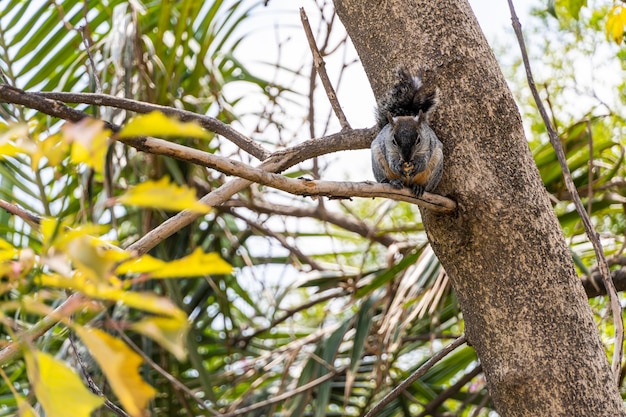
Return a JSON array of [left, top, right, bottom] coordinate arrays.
[[582, 268, 626, 298], [122, 135, 455, 212]]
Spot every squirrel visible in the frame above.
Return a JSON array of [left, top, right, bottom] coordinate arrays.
[[371, 67, 443, 198]]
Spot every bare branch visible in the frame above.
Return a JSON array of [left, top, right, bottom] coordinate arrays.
[[27, 88, 270, 161], [217, 365, 348, 417], [507, 0, 623, 384], [220, 198, 401, 247], [0, 86, 456, 256], [364, 334, 467, 417], [300, 7, 351, 130], [0, 199, 42, 227], [0, 293, 95, 366], [120, 134, 454, 212]]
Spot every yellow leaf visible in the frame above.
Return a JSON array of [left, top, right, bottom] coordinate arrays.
[[66, 236, 129, 283], [115, 253, 167, 275], [0, 123, 32, 159], [0, 237, 14, 251], [154, 248, 232, 278], [45, 221, 110, 251], [62, 118, 110, 174], [117, 111, 210, 139], [117, 177, 211, 213], [0, 142, 22, 158], [0, 237, 18, 262], [75, 327, 156, 417], [131, 316, 189, 361], [39, 220, 127, 281], [116, 248, 232, 278], [606, 5, 626, 44], [32, 133, 68, 170], [25, 350, 104, 417], [39, 273, 186, 319], [16, 396, 38, 417]]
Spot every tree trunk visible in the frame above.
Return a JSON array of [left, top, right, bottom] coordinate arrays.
[[333, 0, 625, 415]]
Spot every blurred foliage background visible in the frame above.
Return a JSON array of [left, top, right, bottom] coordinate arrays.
[[0, 0, 624, 416]]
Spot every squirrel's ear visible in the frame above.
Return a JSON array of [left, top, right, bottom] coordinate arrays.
[[386, 112, 395, 125], [415, 110, 425, 124]]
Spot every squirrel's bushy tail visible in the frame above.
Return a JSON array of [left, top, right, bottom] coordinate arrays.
[[375, 67, 439, 129]]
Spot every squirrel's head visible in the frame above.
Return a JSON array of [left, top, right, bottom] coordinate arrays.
[[388, 113, 431, 162]]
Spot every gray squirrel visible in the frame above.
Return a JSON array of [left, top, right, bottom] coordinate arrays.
[[371, 67, 443, 197]]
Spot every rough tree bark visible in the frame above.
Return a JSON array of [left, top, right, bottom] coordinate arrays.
[[333, 0, 625, 415]]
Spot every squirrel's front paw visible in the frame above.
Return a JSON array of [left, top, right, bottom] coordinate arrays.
[[386, 179, 404, 189], [411, 184, 425, 197]]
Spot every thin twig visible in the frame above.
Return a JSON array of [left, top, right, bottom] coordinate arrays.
[[582, 269, 626, 298], [69, 334, 130, 417], [227, 209, 326, 270], [300, 8, 351, 130], [218, 365, 347, 417], [0, 199, 42, 227], [507, 0, 623, 383], [234, 287, 347, 346], [0, 293, 92, 366], [586, 119, 594, 215], [78, 25, 102, 93], [110, 320, 220, 416], [364, 334, 467, 417], [218, 197, 400, 247]]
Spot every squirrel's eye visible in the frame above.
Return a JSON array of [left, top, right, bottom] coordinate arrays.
[[392, 136, 399, 147]]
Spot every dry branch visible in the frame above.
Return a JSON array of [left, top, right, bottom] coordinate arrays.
[[0, 85, 457, 257], [300, 7, 351, 130], [364, 334, 467, 417]]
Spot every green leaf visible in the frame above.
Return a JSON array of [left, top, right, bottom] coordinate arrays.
[[356, 246, 425, 297], [314, 319, 352, 417]]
